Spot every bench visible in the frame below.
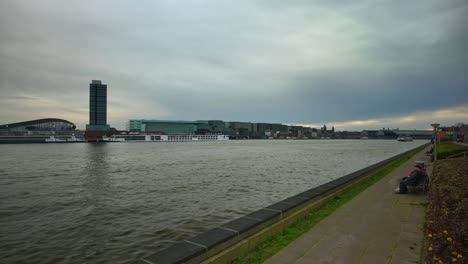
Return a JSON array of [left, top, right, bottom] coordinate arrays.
[[407, 173, 430, 194]]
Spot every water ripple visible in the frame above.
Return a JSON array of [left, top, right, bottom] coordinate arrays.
[[0, 140, 426, 263]]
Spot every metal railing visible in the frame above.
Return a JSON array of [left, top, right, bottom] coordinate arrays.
[[447, 151, 468, 159]]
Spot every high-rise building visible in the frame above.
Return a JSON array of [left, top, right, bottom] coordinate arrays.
[[89, 80, 107, 125], [86, 80, 111, 133]]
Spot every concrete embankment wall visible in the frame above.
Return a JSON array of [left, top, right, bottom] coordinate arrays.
[[133, 144, 428, 264]]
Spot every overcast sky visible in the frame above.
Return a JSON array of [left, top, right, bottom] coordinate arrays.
[[1, 0, 467, 130]]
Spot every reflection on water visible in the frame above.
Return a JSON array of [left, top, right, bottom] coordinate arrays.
[[84, 143, 111, 206], [0, 140, 426, 263]]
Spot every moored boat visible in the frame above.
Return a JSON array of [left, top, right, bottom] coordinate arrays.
[[45, 136, 67, 143], [66, 135, 85, 142], [102, 136, 125, 142], [397, 136, 413, 142]]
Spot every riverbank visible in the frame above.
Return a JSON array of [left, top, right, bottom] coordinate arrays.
[[261, 145, 430, 264], [135, 144, 428, 264]]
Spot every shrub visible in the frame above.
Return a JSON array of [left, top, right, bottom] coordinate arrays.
[[425, 158, 468, 263]]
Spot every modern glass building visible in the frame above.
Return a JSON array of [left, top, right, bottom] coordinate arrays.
[[127, 120, 143, 131], [86, 80, 111, 131], [0, 118, 76, 131], [127, 120, 209, 134], [89, 80, 107, 126]]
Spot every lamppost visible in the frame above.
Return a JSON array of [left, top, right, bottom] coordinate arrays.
[[431, 123, 440, 160]]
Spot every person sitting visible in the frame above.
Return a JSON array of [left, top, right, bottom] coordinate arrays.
[[425, 147, 434, 156], [395, 162, 427, 194], [416, 161, 427, 174]]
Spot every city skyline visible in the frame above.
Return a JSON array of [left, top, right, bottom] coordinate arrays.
[[1, 1, 467, 131]]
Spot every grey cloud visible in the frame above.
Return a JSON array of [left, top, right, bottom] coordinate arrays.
[[4, 96, 38, 100], [1, 0, 467, 129]]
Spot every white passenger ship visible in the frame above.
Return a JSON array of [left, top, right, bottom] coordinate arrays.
[[397, 136, 413, 142], [102, 134, 229, 142], [45, 135, 86, 143]]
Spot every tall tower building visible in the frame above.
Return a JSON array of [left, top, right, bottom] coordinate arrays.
[[86, 80, 111, 133], [89, 80, 107, 125]]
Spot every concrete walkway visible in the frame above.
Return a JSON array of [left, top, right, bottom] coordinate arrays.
[[265, 148, 431, 264]]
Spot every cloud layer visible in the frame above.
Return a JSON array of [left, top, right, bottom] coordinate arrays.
[[293, 104, 468, 131], [1, 0, 467, 130]]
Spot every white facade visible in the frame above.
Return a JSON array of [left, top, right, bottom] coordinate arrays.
[[127, 120, 143, 131], [103, 134, 229, 142]]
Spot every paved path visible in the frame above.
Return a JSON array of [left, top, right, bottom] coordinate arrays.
[[265, 148, 431, 264]]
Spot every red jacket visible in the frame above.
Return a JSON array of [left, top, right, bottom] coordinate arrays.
[[408, 167, 426, 177]]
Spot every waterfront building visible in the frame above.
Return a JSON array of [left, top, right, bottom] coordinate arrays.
[[270, 123, 289, 138], [0, 118, 83, 140], [300, 127, 319, 139], [86, 80, 111, 131], [358, 129, 431, 139], [310, 128, 320, 138], [288, 125, 305, 138], [0, 118, 76, 132], [0, 118, 78, 136], [361, 130, 380, 138], [84, 80, 115, 141], [391, 129, 432, 139], [127, 120, 208, 134], [195, 121, 213, 134], [255, 123, 271, 138], [381, 129, 399, 138], [127, 120, 143, 131], [207, 120, 227, 134], [334, 131, 361, 139], [227, 121, 252, 138], [250, 122, 258, 138], [89, 80, 107, 125]]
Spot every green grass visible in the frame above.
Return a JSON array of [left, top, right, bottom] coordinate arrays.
[[436, 142, 468, 160], [233, 146, 426, 264]]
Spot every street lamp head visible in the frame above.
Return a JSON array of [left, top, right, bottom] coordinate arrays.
[[431, 123, 440, 129]]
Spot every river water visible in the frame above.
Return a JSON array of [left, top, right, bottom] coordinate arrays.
[[0, 140, 426, 263]]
